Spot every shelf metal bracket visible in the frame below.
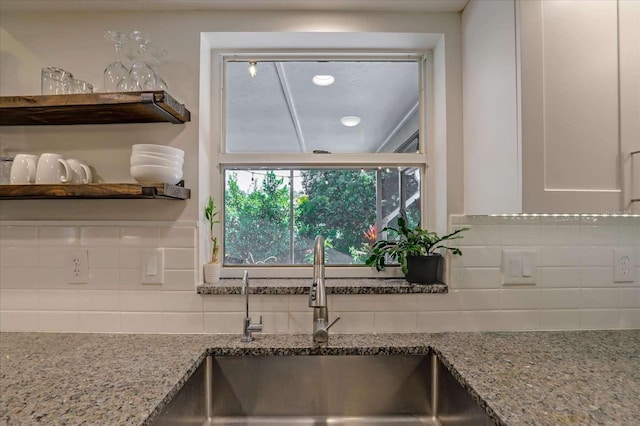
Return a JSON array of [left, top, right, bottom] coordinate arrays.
[[140, 93, 182, 124]]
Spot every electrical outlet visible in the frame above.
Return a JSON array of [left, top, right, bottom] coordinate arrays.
[[613, 248, 636, 283], [141, 248, 164, 284], [67, 249, 89, 284]]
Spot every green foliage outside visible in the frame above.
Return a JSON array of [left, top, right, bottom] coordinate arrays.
[[224, 169, 418, 265]]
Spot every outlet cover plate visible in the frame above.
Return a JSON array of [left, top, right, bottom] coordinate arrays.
[[502, 249, 538, 285], [613, 248, 636, 283], [67, 249, 89, 284], [141, 248, 164, 284]]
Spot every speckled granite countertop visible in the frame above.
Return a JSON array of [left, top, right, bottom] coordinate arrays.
[[1, 331, 639, 425], [197, 278, 447, 294]]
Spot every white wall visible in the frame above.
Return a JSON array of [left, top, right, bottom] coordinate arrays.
[[1, 216, 638, 333]]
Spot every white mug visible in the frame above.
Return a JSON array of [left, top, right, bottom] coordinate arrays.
[[35, 153, 72, 184], [10, 154, 38, 184], [67, 159, 92, 184]]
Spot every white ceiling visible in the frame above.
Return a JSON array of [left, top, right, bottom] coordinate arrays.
[[0, 0, 469, 12], [225, 61, 419, 153]]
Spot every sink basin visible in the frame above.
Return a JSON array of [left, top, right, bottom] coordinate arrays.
[[151, 352, 493, 426]]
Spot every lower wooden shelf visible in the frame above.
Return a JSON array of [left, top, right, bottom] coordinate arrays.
[[0, 183, 190, 200]]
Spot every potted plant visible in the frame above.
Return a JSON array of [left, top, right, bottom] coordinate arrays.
[[203, 196, 221, 283], [365, 217, 469, 284]]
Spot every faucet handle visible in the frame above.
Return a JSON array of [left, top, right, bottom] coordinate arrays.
[[326, 315, 340, 331]]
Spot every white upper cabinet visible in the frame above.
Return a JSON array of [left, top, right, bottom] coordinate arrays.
[[462, 0, 639, 214]]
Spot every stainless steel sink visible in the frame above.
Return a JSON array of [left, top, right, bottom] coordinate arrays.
[[151, 353, 493, 426]]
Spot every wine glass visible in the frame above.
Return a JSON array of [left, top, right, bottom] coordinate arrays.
[[103, 31, 129, 92], [147, 45, 169, 90], [127, 31, 157, 91]]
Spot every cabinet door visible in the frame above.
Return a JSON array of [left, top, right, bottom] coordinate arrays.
[[619, 0, 640, 213], [520, 0, 621, 213]]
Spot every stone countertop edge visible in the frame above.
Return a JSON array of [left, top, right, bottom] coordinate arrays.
[[197, 278, 448, 294]]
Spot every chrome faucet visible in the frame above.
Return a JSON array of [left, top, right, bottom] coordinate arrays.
[[309, 235, 340, 344], [241, 270, 263, 342]]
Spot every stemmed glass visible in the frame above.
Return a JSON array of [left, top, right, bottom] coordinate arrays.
[[124, 31, 157, 91], [147, 46, 169, 90], [103, 31, 129, 92]]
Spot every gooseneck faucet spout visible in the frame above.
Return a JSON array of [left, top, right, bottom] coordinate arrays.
[[309, 235, 340, 344], [241, 270, 263, 342]]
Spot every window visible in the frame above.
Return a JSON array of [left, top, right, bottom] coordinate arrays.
[[218, 56, 428, 276]]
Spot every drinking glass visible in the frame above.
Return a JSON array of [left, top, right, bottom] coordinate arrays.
[[126, 31, 157, 91], [147, 45, 169, 90], [41, 67, 73, 95], [103, 31, 129, 92]]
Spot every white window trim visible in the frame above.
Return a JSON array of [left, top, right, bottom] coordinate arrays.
[[215, 51, 432, 279]]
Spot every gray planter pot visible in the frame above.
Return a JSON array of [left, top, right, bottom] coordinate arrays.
[[405, 254, 444, 284]]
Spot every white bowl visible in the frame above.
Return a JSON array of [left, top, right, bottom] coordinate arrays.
[[130, 165, 183, 184], [132, 151, 184, 163], [132, 144, 184, 158], [130, 154, 183, 168]]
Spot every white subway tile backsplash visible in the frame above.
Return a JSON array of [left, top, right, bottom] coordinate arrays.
[[80, 227, 119, 246], [88, 247, 119, 268], [38, 290, 78, 311], [161, 312, 203, 333], [330, 295, 375, 312], [120, 227, 161, 247], [415, 292, 459, 312], [416, 311, 460, 332], [580, 309, 620, 329], [77, 290, 120, 311], [458, 290, 501, 310], [204, 312, 244, 333], [0, 311, 39, 332], [539, 310, 580, 330], [374, 295, 417, 312], [332, 312, 375, 333], [540, 267, 581, 288], [161, 227, 196, 248], [38, 247, 68, 268], [120, 290, 162, 312], [38, 311, 79, 332], [540, 247, 582, 267], [120, 312, 163, 333], [374, 312, 416, 333], [1, 268, 39, 289], [451, 268, 501, 289], [88, 268, 120, 290], [501, 289, 540, 310], [38, 227, 79, 246], [79, 312, 120, 332], [619, 288, 640, 309], [0, 218, 637, 334], [540, 289, 581, 309], [580, 289, 619, 309], [0, 226, 37, 246], [580, 267, 614, 287], [501, 310, 539, 330], [0, 289, 39, 310], [202, 295, 243, 312], [162, 291, 204, 312], [0, 247, 38, 268], [449, 247, 501, 268], [164, 248, 196, 269]]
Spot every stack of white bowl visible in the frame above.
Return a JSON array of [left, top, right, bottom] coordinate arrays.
[[130, 144, 184, 184]]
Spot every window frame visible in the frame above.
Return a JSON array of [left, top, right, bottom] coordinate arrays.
[[215, 51, 432, 278]]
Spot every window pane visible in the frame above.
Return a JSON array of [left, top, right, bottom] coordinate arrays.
[[223, 167, 421, 266], [225, 61, 420, 154]]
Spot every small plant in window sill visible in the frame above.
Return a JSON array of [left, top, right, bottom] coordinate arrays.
[[365, 217, 469, 284], [203, 196, 221, 283]]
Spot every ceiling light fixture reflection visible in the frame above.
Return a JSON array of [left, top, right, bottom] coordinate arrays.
[[248, 62, 257, 78], [312, 75, 335, 86], [340, 116, 361, 127]]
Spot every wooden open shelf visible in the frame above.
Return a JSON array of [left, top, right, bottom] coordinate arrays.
[[0, 183, 190, 200], [0, 91, 190, 125]]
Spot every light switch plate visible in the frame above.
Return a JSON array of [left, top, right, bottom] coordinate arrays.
[[141, 248, 164, 284], [502, 249, 538, 285]]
